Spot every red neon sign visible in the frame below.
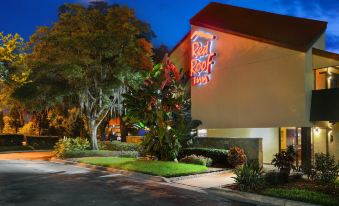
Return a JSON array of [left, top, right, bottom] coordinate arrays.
[[191, 31, 216, 86]]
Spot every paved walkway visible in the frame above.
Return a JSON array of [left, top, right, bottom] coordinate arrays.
[[172, 170, 236, 188]]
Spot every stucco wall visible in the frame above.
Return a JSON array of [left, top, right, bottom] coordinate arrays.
[[206, 128, 279, 163], [190, 26, 310, 128], [313, 128, 327, 155], [328, 124, 339, 161], [312, 54, 339, 69], [169, 33, 191, 72]]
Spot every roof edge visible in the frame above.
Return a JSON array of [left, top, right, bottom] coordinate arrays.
[[190, 22, 309, 52], [169, 31, 190, 56], [313, 48, 339, 61]]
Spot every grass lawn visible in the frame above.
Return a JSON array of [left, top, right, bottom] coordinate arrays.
[[78, 157, 208, 177], [0, 145, 33, 152], [262, 188, 339, 206]]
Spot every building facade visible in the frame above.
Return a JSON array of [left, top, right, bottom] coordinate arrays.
[[170, 3, 339, 164]]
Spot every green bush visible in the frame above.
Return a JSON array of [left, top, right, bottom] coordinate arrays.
[[262, 188, 339, 206], [64, 150, 138, 158], [54, 137, 90, 158], [0, 134, 24, 146], [99, 141, 139, 151], [264, 171, 289, 185], [227, 147, 246, 168], [180, 148, 229, 166], [314, 153, 339, 185], [180, 155, 212, 166], [26, 136, 61, 149], [301, 161, 316, 180], [233, 162, 264, 191]]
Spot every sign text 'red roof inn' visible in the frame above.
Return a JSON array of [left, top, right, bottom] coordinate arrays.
[[190, 31, 216, 86]]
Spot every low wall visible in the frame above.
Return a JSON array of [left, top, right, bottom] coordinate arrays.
[[193, 137, 263, 165]]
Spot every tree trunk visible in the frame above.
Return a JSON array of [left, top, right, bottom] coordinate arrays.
[[90, 120, 99, 150]]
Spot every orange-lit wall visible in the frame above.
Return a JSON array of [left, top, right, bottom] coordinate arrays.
[[185, 25, 312, 128]]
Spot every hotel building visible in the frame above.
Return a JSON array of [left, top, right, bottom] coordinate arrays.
[[170, 2, 339, 164]]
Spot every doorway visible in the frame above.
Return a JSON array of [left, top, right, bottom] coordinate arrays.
[[280, 127, 302, 167]]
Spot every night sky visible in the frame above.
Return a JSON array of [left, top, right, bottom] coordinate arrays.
[[1, 0, 338, 53]]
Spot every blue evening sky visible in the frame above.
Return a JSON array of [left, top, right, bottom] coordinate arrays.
[[0, 0, 338, 53]]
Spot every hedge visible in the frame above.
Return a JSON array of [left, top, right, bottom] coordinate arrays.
[[0, 134, 24, 146], [26, 136, 62, 150], [180, 148, 229, 166]]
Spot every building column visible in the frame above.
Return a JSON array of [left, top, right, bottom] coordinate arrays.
[[301, 127, 312, 165]]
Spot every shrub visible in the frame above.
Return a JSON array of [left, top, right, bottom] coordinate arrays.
[[26, 136, 61, 149], [0, 134, 24, 146], [180, 148, 229, 166], [233, 162, 264, 191], [271, 145, 296, 175], [301, 161, 316, 180], [227, 147, 246, 168], [64, 150, 138, 158], [54, 137, 90, 158], [314, 153, 338, 185], [99, 141, 140, 151], [264, 171, 289, 185], [180, 155, 212, 166]]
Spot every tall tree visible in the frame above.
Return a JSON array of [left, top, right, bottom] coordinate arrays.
[[0, 111, 4, 133], [15, 3, 154, 149], [0, 32, 28, 111], [8, 104, 24, 133]]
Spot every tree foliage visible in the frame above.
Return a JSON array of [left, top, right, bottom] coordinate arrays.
[[13, 3, 154, 148]]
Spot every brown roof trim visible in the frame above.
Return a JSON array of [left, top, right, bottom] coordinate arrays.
[[169, 31, 190, 56], [312, 48, 339, 61], [190, 2, 327, 52]]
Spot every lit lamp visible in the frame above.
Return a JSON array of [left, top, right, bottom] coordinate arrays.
[[313, 127, 320, 136]]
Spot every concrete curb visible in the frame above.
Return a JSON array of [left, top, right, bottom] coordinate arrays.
[[209, 187, 320, 206], [49, 158, 170, 183]]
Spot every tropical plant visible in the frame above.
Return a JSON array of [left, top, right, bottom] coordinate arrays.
[[227, 147, 247, 168], [271, 145, 296, 175], [123, 55, 201, 160], [233, 161, 264, 191]]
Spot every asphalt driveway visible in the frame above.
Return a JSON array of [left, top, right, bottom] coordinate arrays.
[[0, 153, 253, 206]]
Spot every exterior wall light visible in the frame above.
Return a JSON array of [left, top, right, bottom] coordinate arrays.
[[313, 127, 320, 136]]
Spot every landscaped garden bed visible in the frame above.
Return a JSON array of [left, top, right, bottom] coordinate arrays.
[[77, 157, 208, 177], [225, 146, 339, 206]]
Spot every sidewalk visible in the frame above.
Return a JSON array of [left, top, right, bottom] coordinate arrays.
[[0, 151, 54, 160], [172, 170, 235, 188]]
